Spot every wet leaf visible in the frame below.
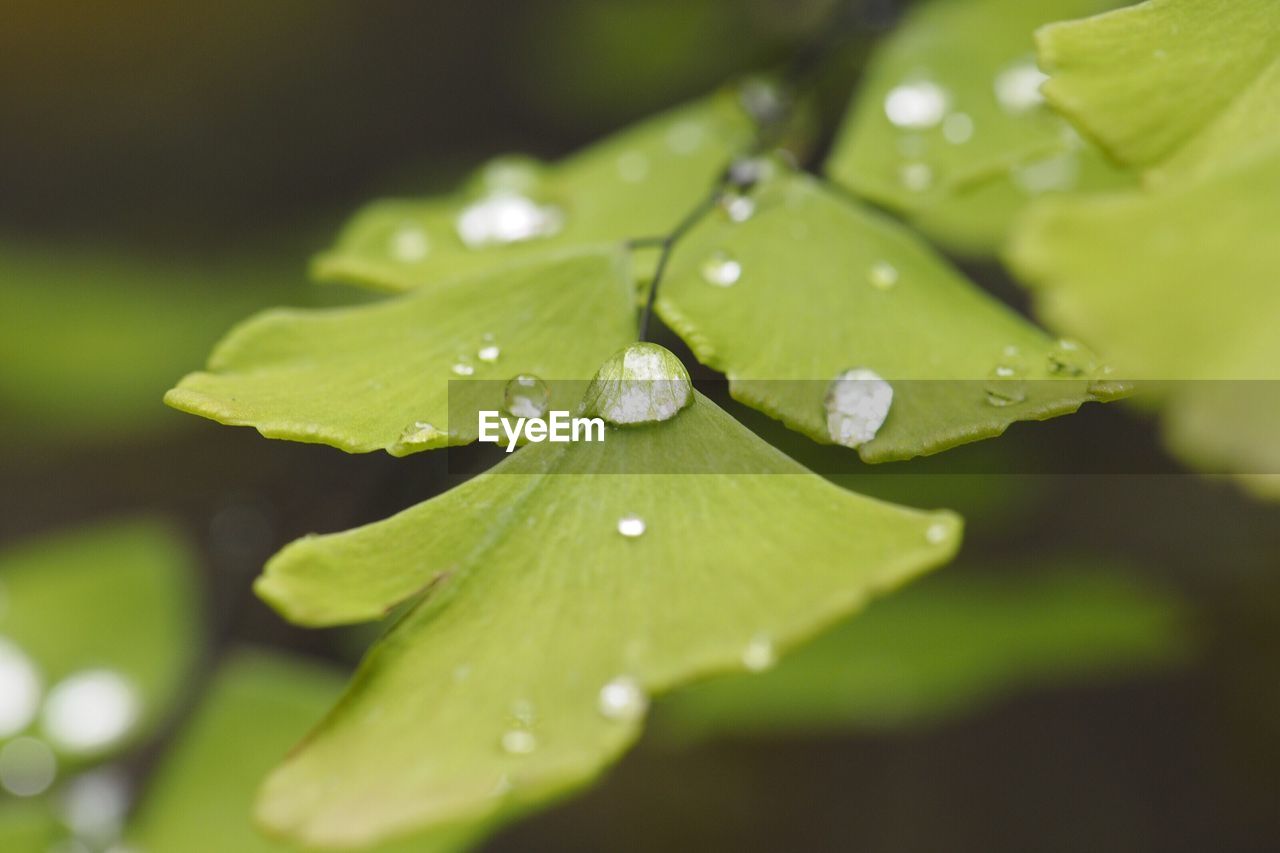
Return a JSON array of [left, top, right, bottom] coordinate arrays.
[[251, 387, 960, 846]]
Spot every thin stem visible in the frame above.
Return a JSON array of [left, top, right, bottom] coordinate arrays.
[[637, 184, 725, 341]]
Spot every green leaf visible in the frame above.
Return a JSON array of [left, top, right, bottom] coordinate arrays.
[[824, 0, 1132, 254], [657, 565, 1189, 739], [127, 650, 485, 853], [0, 801, 57, 853], [251, 389, 960, 847], [1010, 0, 1280, 496], [1037, 0, 1280, 182], [165, 247, 635, 455], [656, 167, 1120, 463], [312, 91, 754, 293], [0, 518, 200, 761]]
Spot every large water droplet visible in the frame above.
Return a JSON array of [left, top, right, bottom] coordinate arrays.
[[616, 514, 646, 538], [868, 261, 899, 291], [389, 224, 430, 262], [741, 635, 776, 672], [825, 369, 893, 449], [504, 375, 550, 418], [994, 58, 1049, 113], [41, 670, 139, 755], [597, 676, 648, 722], [456, 192, 564, 249], [582, 343, 693, 426], [701, 250, 741, 287], [0, 737, 57, 797], [0, 636, 41, 737], [942, 112, 974, 144], [884, 79, 949, 129], [499, 729, 537, 755]]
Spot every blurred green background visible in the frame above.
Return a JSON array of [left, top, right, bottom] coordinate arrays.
[[1, 1, 1278, 851]]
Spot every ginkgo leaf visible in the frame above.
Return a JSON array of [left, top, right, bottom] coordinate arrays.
[[1010, 0, 1280, 497], [312, 90, 755, 293], [165, 247, 635, 456], [657, 565, 1188, 739], [0, 519, 199, 761], [655, 166, 1121, 463], [824, 0, 1132, 254], [1037, 0, 1280, 183], [250, 371, 960, 847], [127, 650, 488, 853]]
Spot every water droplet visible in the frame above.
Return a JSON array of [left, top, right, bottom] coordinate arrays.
[[0, 636, 41, 738], [884, 79, 949, 129], [719, 192, 756, 223], [665, 120, 705, 154], [700, 250, 741, 287], [396, 421, 445, 451], [477, 344, 501, 363], [899, 162, 934, 192], [41, 670, 139, 755], [1012, 152, 1079, 194], [868, 261, 899, 290], [615, 150, 650, 183], [739, 77, 788, 123], [994, 58, 1049, 113], [824, 369, 893, 449], [504, 375, 550, 418], [617, 514, 646, 538], [942, 112, 974, 144], [389, 224, 429, 262], [597, 677, 648, 722], [984, 380, 1028, 407], [61, 767, 130, 843], [582, 343, 693, 426], [511, 700, 536, 726], [741, 635, 776, 672], [452, 361, 475, 376], [500, 729, 537, 755], [0, 737, 57, 796], [925, 522, 950, 545], [456, 192, 564, 249], [1047, 338, 1093, 376]]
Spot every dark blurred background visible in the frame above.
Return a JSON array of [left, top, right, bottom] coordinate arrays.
[[1, 2, 1278, 851]]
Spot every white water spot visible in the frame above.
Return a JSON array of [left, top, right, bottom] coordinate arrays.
[[868, 261, 899, 291], [61, 767, 130, 842], [665, 120, 705, 154], [477, 344, 501, 364], [582, 343, 693, 426], [0, 736, 56, 796], [452, 361, 475, 377], [597, 676, 648, 722], [41, 670, 139, 755], [720, 193, 756, 223], [899, 162, 934, 192], [824, 369, 893, 449], [942, 112, 974, 144], [700, 250, 741, 287], [500, 729, 537, 755], [994, 58, 1049, 113], [389, 224, 429, 262], [0, 636, 41, 737], [615, 150, 650, 183], [925, 522, 951, 545], [741, 635, 777, 672], [616, 514, 646, 538], [456, 192, 563, 248], [884, 79, 949, 129], [504, 375, 550, 418]]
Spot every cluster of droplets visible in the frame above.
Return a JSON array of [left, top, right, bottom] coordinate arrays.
[[0, 635, 141, 800], [453, 333, 503, 377]]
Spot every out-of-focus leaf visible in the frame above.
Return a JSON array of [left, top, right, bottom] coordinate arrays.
[[0, 243, 309, 442], [825, 0, 1132, 255], [250, 381, 960, 847], [0, 518, 200, 761], [312, 91, 754, 293], [657, 566, 1189, 738], [127, 650, 485, 853], [1009, 0, 1280, 497], [166, 247, 634, 455], [1038, 0, 1280, 183], [656, 167, 1122, 462], [0, 801, 57, 853]]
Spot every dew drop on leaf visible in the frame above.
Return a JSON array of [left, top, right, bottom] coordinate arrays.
[[994, 57, 1049, 114], [581, 343, 693, 426], [899, 162, 934, 192], [925, 522, 951, 545], [597, 676, 648, 722], [719, 192, 756, 223], [395, 421, 445, 451], [0, 637, 41, 738], [700, 250, 742, 287], [741, 635, 777, 672], [942, 112, 974, 145], [868, 261, 899, 290], [883, 79, 949, 129], [388, 224, 430, 263], [477, 344, 501, 364], [616, 514, 646, 538], [499, 730, 537, 756], [41, 669, 139, 755], [738, 76, 788, 124], [503, 375, 550, 419], [0, 736, 57, 797], [1047, 338, 1093, 376], [665, 119, 706, 155], [824, 368, 893, 449], [451, 361, 475, 377], [615, 150, 650, 183], [455, 192, 564, 249]]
